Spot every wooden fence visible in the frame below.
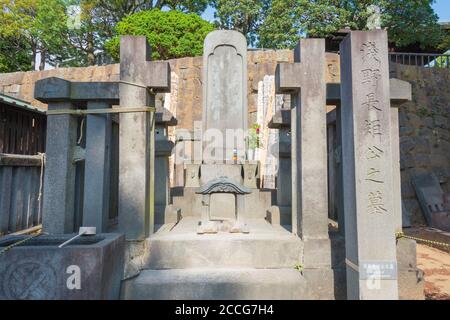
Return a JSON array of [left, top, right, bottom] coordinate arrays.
[[0, 153, 44, 235], [0, 102, 46, 155]]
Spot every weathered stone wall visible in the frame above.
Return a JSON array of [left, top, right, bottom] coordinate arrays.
[[391, 64, 450, 225], [0, 51, 448, 227], [0, 50, 340, 131]]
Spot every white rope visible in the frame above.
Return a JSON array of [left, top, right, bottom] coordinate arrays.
[[345, 258, 359, 272], [36, 152, 45, 202], [77, 117, 85, 145]]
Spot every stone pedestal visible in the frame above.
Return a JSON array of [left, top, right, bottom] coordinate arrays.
[[340, 30, 398, 300]]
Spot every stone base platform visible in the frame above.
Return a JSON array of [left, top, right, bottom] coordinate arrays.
[[121, 268, 310, 300], [121, 217, 314, 299], [148, 217, 302, 269]]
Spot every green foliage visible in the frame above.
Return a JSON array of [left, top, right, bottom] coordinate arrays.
[[0, 0, 70, 69], [256, 0, 442, 50], [0, 36, 32, 72], [105, 9, 215, 61], [381, 0, 441, 49], [212, 0, 270, 46]]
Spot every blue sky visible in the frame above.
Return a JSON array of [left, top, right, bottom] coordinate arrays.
[[433, 0, 450, 21], [202, 1, 450, 23]]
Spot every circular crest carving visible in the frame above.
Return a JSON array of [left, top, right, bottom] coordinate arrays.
[[3, 261, 57, 300]]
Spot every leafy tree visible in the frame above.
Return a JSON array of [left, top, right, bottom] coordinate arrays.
[[0, 36, 32, 72], [0, 0, 69, 70], [105, 9, 215, 61], [95, 0, 210, 24], [212, 0, 270, 46], [64, 0, 211, 66], [381, 0, 441, 49], [257, 0, 441, 50]]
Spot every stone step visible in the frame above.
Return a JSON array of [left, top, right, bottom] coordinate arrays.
[[145, 218, 303, 269], [121, 268, 310, 300]]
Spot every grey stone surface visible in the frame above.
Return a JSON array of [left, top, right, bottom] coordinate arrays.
[[396, 238, 424, 300], [412, 173, 450, 231], [164, 204, 181, 224], [0, 234, 124, 300], [82, 101, 112, 232], [275, 39, 329, 241], [185, 163, 201, 187], [202, 30, 248, 162], [324, 79, 412, 105], [266, 206, 280, 226], [146, 217, 302, 269], [35, 77, 119, 103], [391, 107, 403, 232], [121, 268, 310, 300], [340, 30, 398, 299], [41, 102, 78, 234], [200, 164, 243, 185], [118, 36, 170, 239], [242, 162, 258, 189], [155, 120, 176, 226]]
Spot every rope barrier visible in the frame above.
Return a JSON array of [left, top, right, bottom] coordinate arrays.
[[396, 231, 450, 250], [0, 231, 47, 256], [47, 106, 155, 116]]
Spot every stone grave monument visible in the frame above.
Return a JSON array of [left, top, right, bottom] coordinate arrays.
[[1, 29, 425, 300]]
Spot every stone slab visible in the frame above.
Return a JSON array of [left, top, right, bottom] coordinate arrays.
[[145, 217, 302, 269], [121, 268, 310, 300], [0, 234, 124, 300], [412, 173, 450, 231], [35, 77, 119, 103], [200, 164, 243, 185], [202, 30, 248, 162]]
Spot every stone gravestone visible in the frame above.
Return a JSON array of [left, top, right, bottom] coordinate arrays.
[[340, 30, 398, 299], [202, 30, 248, 163]]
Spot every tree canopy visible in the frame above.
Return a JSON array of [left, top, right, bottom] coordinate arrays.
[[105, 9, 215, 60], [0, 0, 445, 72], [257, 0, 442, 50]]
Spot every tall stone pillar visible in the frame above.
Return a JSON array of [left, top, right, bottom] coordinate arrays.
[[82, 101, 112, 232], [276, 39, 329, 240], [340, 30, 398, 299], [118, 36, 170, 240], [118, 36, 152, 240], [276, 39, 333, 299], [42, 102, 78, 233]]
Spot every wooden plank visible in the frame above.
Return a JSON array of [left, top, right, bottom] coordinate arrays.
[[0, 167, 12, 234], [0, 153, 43, 166], [9, 167, 25, 232], [22, 167, 32, 229]]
